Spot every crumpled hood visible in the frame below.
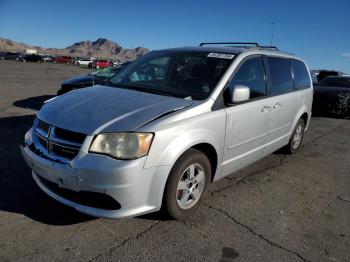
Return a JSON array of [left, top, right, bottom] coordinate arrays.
[[38, 85, 193, 135], [62, 75, 93, 85], [62, 75, 106, 85]]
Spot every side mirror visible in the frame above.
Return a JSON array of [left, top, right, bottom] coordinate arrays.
[[230, 85, 250, 103]]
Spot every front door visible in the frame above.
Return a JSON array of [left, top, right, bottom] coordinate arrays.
[[222, 56, 271, 176]]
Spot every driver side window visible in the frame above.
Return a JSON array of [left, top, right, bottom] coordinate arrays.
[[229, 56, 266, 99], [129, 57, 169, 82]]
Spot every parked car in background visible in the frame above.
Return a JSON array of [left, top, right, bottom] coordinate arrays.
[[0, 51, 21, 60], [311, 70, 346, 84], [90, 59, 113, 69], [75, 58, 94, 66], [21, 42, 313, 220], [18, 53, 43, 63], [57, 67, 120, 95], [42, 55, 54, 62], [313, 76, 350, 118], [54, 56, 74, 64]]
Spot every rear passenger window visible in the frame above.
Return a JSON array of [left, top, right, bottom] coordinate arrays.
[[267, 57, 293, 94], [229, 56, 266, 99], [292, 59, 311, 89]]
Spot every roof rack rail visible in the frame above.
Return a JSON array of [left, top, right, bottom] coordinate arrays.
[[259, 45, 279, 50], [199, 42, 259, 47], [199, 42, 280, 51]]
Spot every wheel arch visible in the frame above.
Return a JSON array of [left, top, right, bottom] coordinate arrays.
[[191, 143, 218, 182], [291, 106, 310, 134]]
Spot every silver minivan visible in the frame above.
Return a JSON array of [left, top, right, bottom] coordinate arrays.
[[21, 43, 313, 220]]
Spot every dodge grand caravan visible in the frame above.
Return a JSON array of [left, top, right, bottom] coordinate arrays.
[[21, 42, 313, 220]]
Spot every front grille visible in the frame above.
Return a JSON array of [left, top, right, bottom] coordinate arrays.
[[38, 134, 48, 148], [34, 118, 86, 161], [37, 175, 121, 210], [38, 119, 50, 133], [55, 127, 86, 144], [51, 143, 80, 159]]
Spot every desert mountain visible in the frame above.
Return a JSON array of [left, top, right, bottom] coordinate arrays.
[[0, 37, 149, 61]]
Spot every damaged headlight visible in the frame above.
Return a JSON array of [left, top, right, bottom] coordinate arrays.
[[89, 132, 154, 160]]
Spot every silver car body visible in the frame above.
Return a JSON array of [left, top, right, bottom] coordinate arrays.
[[21, 46, 313, 218]]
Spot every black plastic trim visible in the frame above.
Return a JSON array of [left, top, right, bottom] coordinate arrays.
[[37, 175, 121, 210]]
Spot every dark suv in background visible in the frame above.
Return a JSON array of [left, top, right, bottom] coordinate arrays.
[[18, 53, 43, 62], [0, 51, 21, 60]]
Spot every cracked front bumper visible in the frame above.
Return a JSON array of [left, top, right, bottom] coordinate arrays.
[[20, 129, 171, 219]]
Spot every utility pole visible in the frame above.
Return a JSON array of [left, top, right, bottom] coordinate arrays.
[[270, 22, 275, 46]]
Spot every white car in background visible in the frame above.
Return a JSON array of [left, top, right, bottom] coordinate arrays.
[[75, 58, 94, 66]]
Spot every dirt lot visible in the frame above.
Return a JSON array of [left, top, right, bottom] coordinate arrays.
[[0, 60, 349, 262]]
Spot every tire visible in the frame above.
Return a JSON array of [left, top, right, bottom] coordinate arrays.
[[284, 118, 305, 154], [164, 148, 211, 220]]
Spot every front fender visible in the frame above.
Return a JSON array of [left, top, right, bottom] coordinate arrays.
[[146, 128, 223, 170], [143, 123, 225, 210]]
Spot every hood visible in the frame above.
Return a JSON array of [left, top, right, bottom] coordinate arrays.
[[314, 85, 349, 96], [62, 75, 105, 85], [38, 85, 193, 135]]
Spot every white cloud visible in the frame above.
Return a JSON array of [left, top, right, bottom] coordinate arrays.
[[341, 53, 350, 58]]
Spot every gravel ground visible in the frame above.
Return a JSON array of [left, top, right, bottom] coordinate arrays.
[[0, 60, 349, 262]]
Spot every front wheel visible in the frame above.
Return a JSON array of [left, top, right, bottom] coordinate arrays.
[[164, 148, 211, 220], [284, 118, 305, 154]]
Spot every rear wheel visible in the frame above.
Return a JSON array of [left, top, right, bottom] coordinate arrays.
[[284, 118, 305, 154], [164, 148, 211, 220]]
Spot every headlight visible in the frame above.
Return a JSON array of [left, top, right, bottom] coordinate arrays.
[[89, 132, 154, 160]]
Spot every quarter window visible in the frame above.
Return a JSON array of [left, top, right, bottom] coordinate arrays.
[[228, 57, 266, 99], [292, 59, 311, 89], [267, 57, 293, 94]]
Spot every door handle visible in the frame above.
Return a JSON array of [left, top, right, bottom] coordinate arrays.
[[273, 102, 282, 109], [261, 106, 271, 112]]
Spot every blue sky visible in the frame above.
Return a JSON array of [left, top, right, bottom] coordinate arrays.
[[0, 0, 349, 73]]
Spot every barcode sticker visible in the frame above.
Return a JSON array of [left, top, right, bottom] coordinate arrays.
[[207, 53, 235, 59]]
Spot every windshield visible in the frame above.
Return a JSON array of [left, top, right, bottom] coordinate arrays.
[[319, 77, 350, 88], [108, 51, 233, 100], [91, 67, 118, 78]]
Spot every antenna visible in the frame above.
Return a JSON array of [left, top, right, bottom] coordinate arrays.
[[270, 22, 275, 46]]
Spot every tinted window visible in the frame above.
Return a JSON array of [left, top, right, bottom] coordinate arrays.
[[292, 59, 311, 89], [229, 56, 266, 99], [268, 57, 293, 94]]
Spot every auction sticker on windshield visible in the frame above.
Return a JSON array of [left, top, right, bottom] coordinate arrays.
[[207, 53, 235, 59]]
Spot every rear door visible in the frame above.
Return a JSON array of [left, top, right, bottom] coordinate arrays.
[[264, 57, 298, 154], [222, 56, 271, 176]]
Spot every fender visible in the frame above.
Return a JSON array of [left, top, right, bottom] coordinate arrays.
[[145, 127, 224, 177], [144, 127, 225, 210]]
